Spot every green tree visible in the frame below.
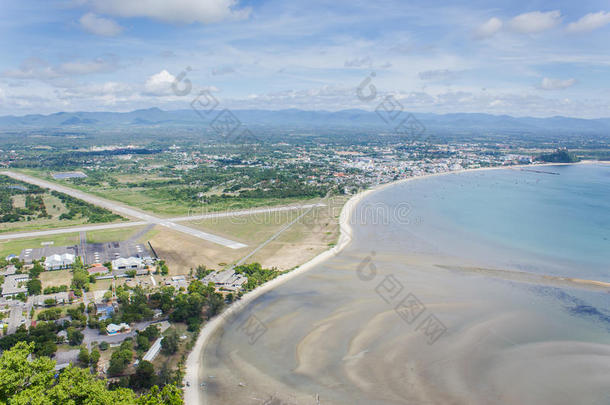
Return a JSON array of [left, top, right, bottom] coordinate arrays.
[[71, 256, 89, 291], [67, 327, 84, 346], [0, 324, 183, 404], [136, 334, 151, 352], [195, 264, 210, 279], [130, 360, 156, 390], [29, 262, 45, 278], [108, 343, 133, 376], [90, 348, 101, 368], [0, 342, 56, 403], [27, 278, 42, 295], [137, 384, 182, 405], [160, 330, 179, 355], [78, 346, 90, 366], [141, 325, 160, 341]]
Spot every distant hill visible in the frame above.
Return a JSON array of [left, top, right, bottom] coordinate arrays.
[[1, 108, 610, 136]]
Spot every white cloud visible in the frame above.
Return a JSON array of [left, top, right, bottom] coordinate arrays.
[[57, 56, 119, 75], [144, 70, 176, 95], [540, 77, 576, 90], [489, 99, 504, 107], [474, 17, 503, 39], [79, 13, 123, 36], [418, 69, 458, 81], [344, 56, 373, 68], [567, 11, 610, 33], [508, 11, 561, 34], [3, 56, 118, 80], [85, 0, 250, 24]]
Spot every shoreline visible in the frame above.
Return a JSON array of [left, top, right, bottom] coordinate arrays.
[[182, 160, 603, 404]]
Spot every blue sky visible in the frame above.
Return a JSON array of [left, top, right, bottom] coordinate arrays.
[[1, 0, 610, 117]]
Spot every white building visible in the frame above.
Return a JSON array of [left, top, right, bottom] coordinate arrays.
[[106, 322, 131, 335], [44, 253, 75, 270], [32, 291, 70, 307], [1, 274, 29, 297], [203, 270, 248, 291], [111, 257, 144, 271]]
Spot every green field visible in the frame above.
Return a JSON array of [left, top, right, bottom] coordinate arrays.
[[13, 169, 322, 217], [0, 233, 80, 258], [85, 226, 146, 244]]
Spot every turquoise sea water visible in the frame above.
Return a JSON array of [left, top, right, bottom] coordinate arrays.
[[390, 163, 610, 281]]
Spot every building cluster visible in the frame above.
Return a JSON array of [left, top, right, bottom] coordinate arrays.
[[1, 265, 29, 298], [18, 241, 156, 276], [202, 270, 248, 291]]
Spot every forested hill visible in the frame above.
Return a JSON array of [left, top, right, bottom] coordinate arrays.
[[1, 108, 610, 137]]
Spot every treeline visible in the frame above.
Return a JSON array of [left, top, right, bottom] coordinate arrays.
[[9, 148, 161, 169], [52, 190, 124, 223], [234, 262, 283, 291], [0, 342, 182, 404]]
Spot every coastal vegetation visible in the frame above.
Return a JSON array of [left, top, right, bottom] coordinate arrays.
[[234, 262, 283, 291], [537, 148, 580, 163]]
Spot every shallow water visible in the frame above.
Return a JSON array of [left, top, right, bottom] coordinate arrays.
[[200, 164, 610, 405]]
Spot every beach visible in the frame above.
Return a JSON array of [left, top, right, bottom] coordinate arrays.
[[184, 162, 610, 405]]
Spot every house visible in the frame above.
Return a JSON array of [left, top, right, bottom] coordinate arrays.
[[0, 265, 17, 277], [5, 254, 17, 262], [1, 274, 29, 297], [44, 253, 75, 270], [166, 275, 188, 289], [96, 303, 115, 320], [88, 264, 109, 276], [111, 257, 144, 271], [106, 322, 131, 335], [203, 270, 248, 291], [32, 291, 69, 307]]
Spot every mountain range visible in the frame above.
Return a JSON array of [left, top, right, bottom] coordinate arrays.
[[1, 108, 610, 136]]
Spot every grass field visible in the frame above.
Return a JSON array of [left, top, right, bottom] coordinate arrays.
[[12, 168, 319, 217], [145, 196, 347, 274], [0, 233, 80, 258], [86, 226, 146, 244], [244, 200, 345, 270], [11, 195, 25, 209], [0, 190, 90, 234], [39, 269, 71, 289], [185, 208, 311, 245], [33, 302, 81, 321]]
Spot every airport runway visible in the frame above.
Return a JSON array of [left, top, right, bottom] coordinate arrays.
[[0, 171, 323, 249]]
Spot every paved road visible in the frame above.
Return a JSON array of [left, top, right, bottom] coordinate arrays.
[[0, 221, 149, 241], [1, 171, 246, 249], [6, 302, 26, 334], [168, 203, 324, 222]]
